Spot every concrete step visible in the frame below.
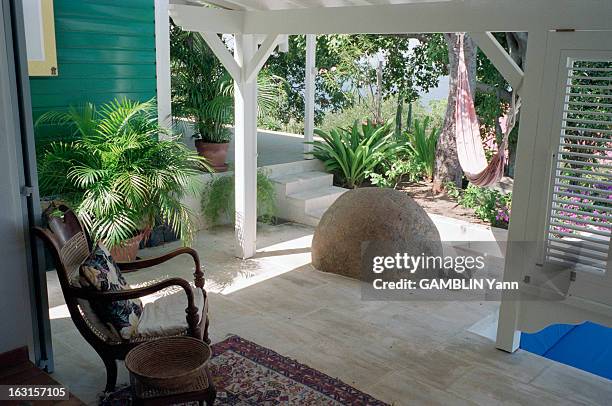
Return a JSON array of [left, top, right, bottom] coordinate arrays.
[[271, 171, 334, 195], [305, 207, 328, 221], [287, 186, 347, 213], [263, 159, 325, 178]]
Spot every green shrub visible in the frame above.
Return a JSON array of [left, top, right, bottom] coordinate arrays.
[[201, 170, 276, 225], [308, 120, 402, 188], [37, 98, 208, 247], [405, 117, 440, 181], [452, 184, 512, 228], [368, 157, 425, 188]]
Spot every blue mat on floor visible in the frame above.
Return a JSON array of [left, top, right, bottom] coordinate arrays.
[[520, 321, 612, 380]]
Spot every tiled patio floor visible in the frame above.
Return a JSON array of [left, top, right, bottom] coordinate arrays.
[[46, 221, 611, 405]]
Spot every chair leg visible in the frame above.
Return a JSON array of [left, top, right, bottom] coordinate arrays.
[[102, 357, 118, 393], [204, 316, 210, 344]]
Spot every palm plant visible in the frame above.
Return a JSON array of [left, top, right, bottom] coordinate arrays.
[[309, 120, 401, 188], [405, 117, 440, 180], [170, 22, 284, 142], [37, 98, 209, 248]]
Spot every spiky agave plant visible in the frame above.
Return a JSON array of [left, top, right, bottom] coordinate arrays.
[[37, 98, 210, 248], [406, 117, 440, 181], [309, 120, 401, 189]]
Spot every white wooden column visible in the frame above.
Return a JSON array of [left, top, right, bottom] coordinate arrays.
[[234, 34, 258, 259], [495, 31, 548, 353], [304, 34, 316, 158]]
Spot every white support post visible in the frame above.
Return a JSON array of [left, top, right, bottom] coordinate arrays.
[[234, 34, 258, 259], [304, 34, 316, 158], [495, 31, 549, 353], [154, 0, 171, 128]]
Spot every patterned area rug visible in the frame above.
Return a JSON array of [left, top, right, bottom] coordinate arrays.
[[101, 335, 387, 405], [210, 335, 386, 405]]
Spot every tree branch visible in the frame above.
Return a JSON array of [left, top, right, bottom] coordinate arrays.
[[476, 82, 512, 102]]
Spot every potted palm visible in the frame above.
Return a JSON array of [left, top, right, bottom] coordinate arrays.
[[37, 98, 209, 261], [171, 23, 233, 172]]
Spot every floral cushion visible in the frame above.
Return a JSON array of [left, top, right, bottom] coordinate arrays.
[[79, 243, 143, 339]]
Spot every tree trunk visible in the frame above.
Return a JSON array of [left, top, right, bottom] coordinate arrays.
[[375, 60, 383, 124], [406, 101, 413, 132], [395, 94, 403, 137], [433, 33, 478, 192]]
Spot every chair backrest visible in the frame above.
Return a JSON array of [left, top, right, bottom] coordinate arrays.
[[34, 206, 123, 345], [39, 207, 91, 286]]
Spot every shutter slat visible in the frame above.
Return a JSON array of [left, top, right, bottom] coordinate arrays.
[[556, 174, 612, 186], [570, 67, 612, 72], [567, 101, 612, 109], [561, 134, 610, 143], [567, 93, 612, 99], [547, 236, 610, 254], [559, 143, 612, 152], [546, 252, 607, 270], [554, 182, 612, 196], [562, 126, 612, 134], [557, 150, 612, 160], [551, 205, 612, 221], [565, 109, 612, 118], [557, 166, 612, 178], [568, 76, 612, 82], [564, 118, 612, 126], [552, 197, 612, 213], [549, 221, 611, 237], [556, 158, 612, 169], [550, 230, 611, 246], [548, 240, 609, 261], [551, 213, 612, 230], [553, 190, 611, 204], [566, 84, 612, 90]]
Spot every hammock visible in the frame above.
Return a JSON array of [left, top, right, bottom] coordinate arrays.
[[455, 34, 521, 187]]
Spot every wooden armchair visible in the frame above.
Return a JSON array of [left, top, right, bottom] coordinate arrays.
[[34, 207, 210, 393]]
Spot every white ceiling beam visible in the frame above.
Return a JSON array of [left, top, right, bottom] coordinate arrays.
[[239, 1, 612, 34], [470, 32, 524, 92], [200, 0, 248, 10], [244, 34, 281, 83], [169, 4, 244, 33], [199, 32, 241, 82]]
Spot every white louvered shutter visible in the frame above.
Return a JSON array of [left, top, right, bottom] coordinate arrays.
[[544, 59, 611, 275]]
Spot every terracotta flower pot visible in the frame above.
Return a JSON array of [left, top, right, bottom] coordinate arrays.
[[110, 232, 145, 262], [194, 140, 229, 172]]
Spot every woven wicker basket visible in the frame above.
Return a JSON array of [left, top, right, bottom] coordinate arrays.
[[125, 337, 211, 391]]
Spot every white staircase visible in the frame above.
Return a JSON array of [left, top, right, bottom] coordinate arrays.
[[268, 160, 348, 227]]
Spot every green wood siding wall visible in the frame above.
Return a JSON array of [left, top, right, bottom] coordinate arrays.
[[30, 0, 157, 144]]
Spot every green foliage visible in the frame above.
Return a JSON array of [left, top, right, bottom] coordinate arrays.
[[201, 170, 276, 225], [368, 157, 424, 189], [170, 23, 285, 142], [309, 120, 402, 189], [37, 98, 208, 247], [320, 98, 446, 134], [445, 183, 512, 229], [170, 22, 233, 143], [405, 117, 440, 180], [264, 34, 447, 130]]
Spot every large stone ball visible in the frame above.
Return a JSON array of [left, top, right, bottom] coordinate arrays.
[[311, 188, 442, 280]]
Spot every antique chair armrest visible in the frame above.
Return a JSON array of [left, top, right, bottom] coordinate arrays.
[[116, 247, 205, 288], [69, 277, 202, 338]]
